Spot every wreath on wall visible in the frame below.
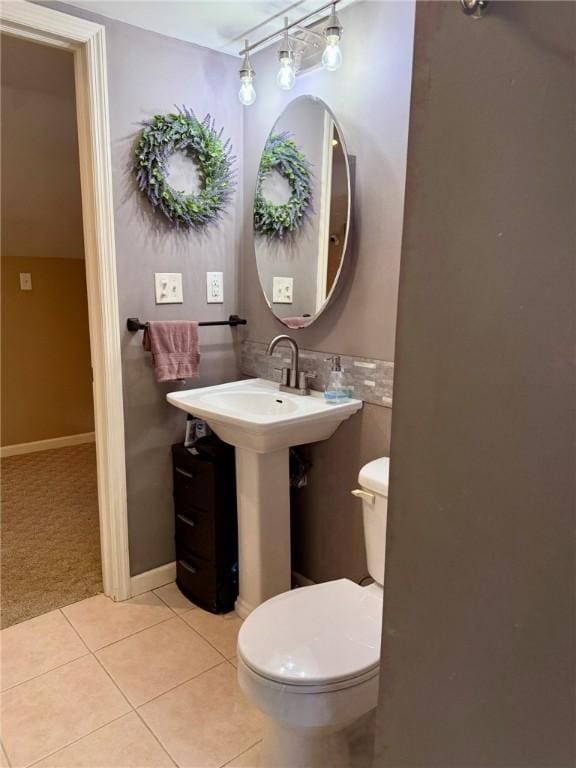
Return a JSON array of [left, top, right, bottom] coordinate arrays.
[[135, 106, 235, 229], [253, 132, 313, 240]]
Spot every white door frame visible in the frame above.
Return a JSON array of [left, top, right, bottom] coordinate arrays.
[[1, 0, 131, 600]]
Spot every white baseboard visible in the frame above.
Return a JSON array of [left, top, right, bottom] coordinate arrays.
[[130, 564, 311, 600], [130, 561, 176, 597], [1, 431, 96, 458]]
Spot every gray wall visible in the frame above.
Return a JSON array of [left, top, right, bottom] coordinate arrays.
[[241, 0, 415, 583], [45, 0, 414, 582], [241, 0, 415, 360], [292, 403, 392, 584], [376, 2, 575, 766], [48, 2, 243, 575]]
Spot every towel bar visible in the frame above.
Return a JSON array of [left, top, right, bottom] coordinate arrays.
[[127, 315, 247, 331]]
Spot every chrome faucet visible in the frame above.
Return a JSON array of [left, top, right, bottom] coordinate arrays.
[[266, 334, 314, 395]]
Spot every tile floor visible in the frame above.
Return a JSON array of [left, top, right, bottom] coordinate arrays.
[[0, 584, 263, 768]]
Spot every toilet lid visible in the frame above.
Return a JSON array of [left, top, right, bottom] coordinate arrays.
[[237, 579, 383, 687]]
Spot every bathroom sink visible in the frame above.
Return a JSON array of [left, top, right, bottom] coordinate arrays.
[[167, 378, 362, 618], [167, 378, 362, 453], [202, 391, 300, 418]]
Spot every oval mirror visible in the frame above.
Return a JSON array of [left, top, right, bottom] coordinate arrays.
[[253, 96, 351, 329]]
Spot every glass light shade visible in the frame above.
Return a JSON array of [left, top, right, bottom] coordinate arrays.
[[322, 42, 342, 71], [238, 77, 256, 106], [276, 62, 296, 90]]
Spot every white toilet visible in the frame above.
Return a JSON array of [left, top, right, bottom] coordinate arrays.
[[237, 457, 389, 768]]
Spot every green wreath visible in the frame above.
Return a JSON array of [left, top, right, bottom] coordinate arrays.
[[253, 132, 313, 240], [135, 106, 235, 229]]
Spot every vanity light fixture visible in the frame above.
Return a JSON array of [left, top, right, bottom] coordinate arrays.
[[238, 42, 256, 106], [237, 1, 345, 106], [322, 4, 343, 71], [276, 19, 296, 90]]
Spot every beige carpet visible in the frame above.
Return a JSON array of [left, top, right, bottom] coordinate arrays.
[[1, 443, 102, 628]]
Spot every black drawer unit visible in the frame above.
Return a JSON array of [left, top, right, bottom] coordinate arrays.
[[172, 439, 238, 614]]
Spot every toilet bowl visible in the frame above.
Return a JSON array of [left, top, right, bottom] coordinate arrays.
[[237, 457, 389, 768]]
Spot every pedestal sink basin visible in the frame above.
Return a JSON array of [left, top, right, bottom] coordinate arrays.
[[167, 378, 363, 617]]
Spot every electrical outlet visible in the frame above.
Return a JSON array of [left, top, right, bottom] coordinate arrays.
[[155, 273, 183, 304], [272, 276, 293, 304], [19, 273, 32, 291], [206, 272, 224, 303]]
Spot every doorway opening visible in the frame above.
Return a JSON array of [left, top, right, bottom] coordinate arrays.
[[0, 35, 101, 627], [0, 2, 131, 622]]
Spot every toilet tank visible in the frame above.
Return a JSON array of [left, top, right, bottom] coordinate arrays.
[[354, 457, 390, 586]]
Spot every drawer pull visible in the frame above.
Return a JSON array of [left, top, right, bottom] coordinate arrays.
[[177, 513, 196, 528], [175, 467, 196, 480], [178, 559, 197, 575]]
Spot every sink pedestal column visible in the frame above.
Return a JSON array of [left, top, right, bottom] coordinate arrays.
[[234, 446, 291, 618]]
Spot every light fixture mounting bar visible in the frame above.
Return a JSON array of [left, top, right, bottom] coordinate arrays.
[[239, 0, 340, 57]]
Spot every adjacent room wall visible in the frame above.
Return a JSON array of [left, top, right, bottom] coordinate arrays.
[[47, 2, 244, 576], [241, 0, 415, 583], [1, 36, 93, 446], [376, 3, 575, 765]]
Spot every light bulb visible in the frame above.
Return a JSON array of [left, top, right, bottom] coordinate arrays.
[[322, 4, 343, 72], [322, 41, 342, 71], [238, 42, 256, 106], [276, 62, 296, 90], [238, 77, 256, 106]]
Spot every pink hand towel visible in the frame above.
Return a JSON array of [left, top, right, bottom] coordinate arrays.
[[143, 321, 200, 382], [283, 316, 311, 329]]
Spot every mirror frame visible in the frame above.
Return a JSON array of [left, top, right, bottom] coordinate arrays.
[[253, 95, 352, 329]]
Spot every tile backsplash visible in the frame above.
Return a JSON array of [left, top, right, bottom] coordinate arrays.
[[240, 340, 393, 408]]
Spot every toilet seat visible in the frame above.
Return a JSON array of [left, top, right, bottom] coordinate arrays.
[[237, 579, 383, 690]]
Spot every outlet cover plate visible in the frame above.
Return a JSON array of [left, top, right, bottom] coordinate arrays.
[[206, 271, 224, 304], [19, 273, 32, 291], [272, 276, 293, 304], [155, 273, 183, 304]]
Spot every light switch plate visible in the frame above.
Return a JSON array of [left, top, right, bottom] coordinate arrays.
[[155, 273, 183, 304], [19, 272, 32, 291], [206, 271, 224, 304], [272, 276, 293, 304]]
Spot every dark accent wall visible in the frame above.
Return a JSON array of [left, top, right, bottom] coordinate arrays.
[[375, 3, 575, 766]]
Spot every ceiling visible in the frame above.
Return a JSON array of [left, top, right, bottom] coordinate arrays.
[[58, 0, 356, 57]]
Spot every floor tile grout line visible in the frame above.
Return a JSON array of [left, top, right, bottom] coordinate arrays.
[[134, 660, 242, 768], [56, 607, 92, 651], [0, 649, 92, 693], [132, 708, 178, 767], [220, 738, 263, 768], [60, 609, 140, 749], [135, 659, 229, 710], [1, 594, 240, 767], [0, 739, 13, 768], [91, 650, 136, 712], [58, 607, 92, 649], [24, 710, 133, 768], [64, 610, 177, 653], [175, 612, 240, 661], [151, 586, 198, 617], [0, 598, 210, 696], [133, 706, 182, 768]]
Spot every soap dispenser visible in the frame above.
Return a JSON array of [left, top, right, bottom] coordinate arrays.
[[324, 356, 351, 403]]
